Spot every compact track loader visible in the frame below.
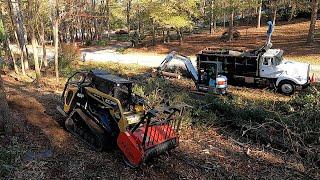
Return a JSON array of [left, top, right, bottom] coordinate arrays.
[[57, 70, 185, 167]]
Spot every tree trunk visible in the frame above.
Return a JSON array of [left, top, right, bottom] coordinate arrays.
[[179, 28, 183, 44], [0, 6, 19, 74], [272, 6, 277, 26], [126, 0, 132, 33], [17, 0, 29, 70], [229, 10, 234, 41], [307, 0, 319, 43], [257, 0, 262, 28], [162, 30, 166, 43], [289, 2, 296, 22], [92, 0, 98, 40], [152, 20, 156, 46], [53, 0, 59, 82], [28, 0, 41, 83], [7, 39, 19, 74], [209, 0, 214, 34], [7, 0, 26, 75], [40, 21, 48, 69], [0, 68, 13, 136], [105, 0, 110, 40], [166, 30, 170, 43], [201, 0, 206, 18], [223, 2, 226, 28], [31, 31, 41, 83]]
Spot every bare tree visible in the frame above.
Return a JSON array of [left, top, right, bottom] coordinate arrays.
[[257, 0, 262, 28], [307, 0, 319, 43], [39, 21, 48, 69], [209, 0, 215, 34], [0, 60, 13, 136], [7, 0, 27, 75], [17, 0, 29, 70], [126, 0, 132, 33], [0, 6, 19, 74], [272, 6, 277, 26], [104, 0, 111, 40], [53, 0, 59, 82], [28, 0, 41, 83], [228, 9, 234, 41]]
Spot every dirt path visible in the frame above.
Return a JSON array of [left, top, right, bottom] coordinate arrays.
[[81, 45, 181, 68], [3, 76, 312, 179]]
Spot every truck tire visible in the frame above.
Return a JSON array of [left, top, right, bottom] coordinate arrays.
[[278, 80, 295, 95]]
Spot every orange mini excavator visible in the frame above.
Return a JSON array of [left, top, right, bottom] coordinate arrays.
[[57, 70, 186, 167]]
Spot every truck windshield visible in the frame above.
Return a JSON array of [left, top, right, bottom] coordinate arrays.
[[274, 55, 283, 66]]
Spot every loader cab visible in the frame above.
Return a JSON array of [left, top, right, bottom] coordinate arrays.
[[90, 70, 134, 111], [90, 70, 145, 125]]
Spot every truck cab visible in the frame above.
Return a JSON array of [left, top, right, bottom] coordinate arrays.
[[259, 49, 310, 95]]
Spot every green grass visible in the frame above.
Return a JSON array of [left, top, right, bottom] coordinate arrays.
[[78, 61, 149, 76]]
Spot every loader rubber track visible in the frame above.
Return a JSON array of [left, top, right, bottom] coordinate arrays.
[[65, 109, 106, 151]]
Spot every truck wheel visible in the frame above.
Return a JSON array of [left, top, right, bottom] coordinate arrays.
[[278, 80, 295, 95]]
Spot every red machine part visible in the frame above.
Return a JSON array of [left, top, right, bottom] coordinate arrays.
[[117, 124, 178, 167], [117, 132, 143, 166]]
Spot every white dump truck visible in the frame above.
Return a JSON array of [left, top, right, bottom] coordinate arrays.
[[196, 21, 312, 95], [197, 47, 311, 95]]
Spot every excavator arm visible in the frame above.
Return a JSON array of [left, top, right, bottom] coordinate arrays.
[[158, 51, 198, 82]]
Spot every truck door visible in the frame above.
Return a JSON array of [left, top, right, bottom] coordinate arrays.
[[260, 57, 276, 78]]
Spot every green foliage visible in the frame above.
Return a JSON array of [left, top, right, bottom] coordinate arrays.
[[58, 44, 80, 72], [110, 1, 127, 29], [115, 47, 128, 54], [94, 40, 109, 46], [0, 20, 6, 44], [114, 35, 130, 42], [131, 0, 197, 32]]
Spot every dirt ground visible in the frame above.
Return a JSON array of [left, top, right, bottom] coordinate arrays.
[[1, 18, 319, 179], [129, 19, 320, 64], [2, 75, 316, 179]]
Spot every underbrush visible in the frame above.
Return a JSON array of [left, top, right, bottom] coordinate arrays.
[[58, 62, 319, 173], [132, 77, 193, 127], [0, 137, 21, 178], [130, 72, 319, 173], [190, 84, 320, 171], [58, 43, 81, 73], [77, 62, 149, 77], [94, 40, 109, 46]]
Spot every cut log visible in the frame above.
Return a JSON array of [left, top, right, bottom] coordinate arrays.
[[160, 71, 181, 79]]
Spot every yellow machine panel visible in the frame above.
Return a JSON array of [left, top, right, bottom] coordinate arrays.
[[64, 87, 78, 113]]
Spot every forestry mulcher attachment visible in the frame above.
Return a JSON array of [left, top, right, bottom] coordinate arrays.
[[57, 70, 185, 167]]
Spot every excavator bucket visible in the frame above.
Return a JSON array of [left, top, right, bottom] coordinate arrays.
[[117, 107, 184, 167]]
